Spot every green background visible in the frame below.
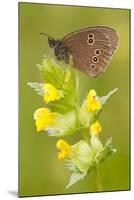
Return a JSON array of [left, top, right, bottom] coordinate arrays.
[[19, 2, 130, 197]]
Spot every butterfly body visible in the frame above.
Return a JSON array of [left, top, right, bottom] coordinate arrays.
[[47, 26, 119, 77], [48, 38, 70, 63]]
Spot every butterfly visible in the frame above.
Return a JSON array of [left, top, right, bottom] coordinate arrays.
[[40, 26, 119, 77]]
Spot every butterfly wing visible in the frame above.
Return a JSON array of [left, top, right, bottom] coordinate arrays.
[[62, 26, 119, 77]]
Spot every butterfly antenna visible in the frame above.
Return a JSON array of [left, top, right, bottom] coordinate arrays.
[[39, 32, 57, 48], [40, 32, 52, 38]]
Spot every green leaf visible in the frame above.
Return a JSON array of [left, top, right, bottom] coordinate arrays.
[[100, 88, 118, 106], [65, 159, 87, 189], [66, 171, 87, 189], [94, 137, 117, 165], [37, 56, 65, 88], [27, 82, 44, 95], [65, 159, 80, 172], [99, 137, 117, 163]]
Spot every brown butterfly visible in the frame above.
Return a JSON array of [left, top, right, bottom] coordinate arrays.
[[40, 26, 119, 77]]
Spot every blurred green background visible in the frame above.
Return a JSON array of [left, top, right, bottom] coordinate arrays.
[[19, 2, 130, 197]]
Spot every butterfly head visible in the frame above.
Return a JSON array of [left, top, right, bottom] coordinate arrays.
[[40, 32, 58, 49], [48, 37, 59, 48]]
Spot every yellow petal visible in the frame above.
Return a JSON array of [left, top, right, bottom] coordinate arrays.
[[88, 89, 97, 99], [90, 121, 102, 136], [43, 83, 62, 103], [34, 108, 55, 132], [56, 139, 71, 160], [87, 89, 101, 112]]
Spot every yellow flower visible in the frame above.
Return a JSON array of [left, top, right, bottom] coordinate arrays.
[[87, 89, 101, 112], [43, 83, 63, 103], [90, 121, 102, 136], [34, 108, 55, 132], [56, 139, 71, 160]]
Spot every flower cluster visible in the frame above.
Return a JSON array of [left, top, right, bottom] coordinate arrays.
[[28, 56, 117, 189]]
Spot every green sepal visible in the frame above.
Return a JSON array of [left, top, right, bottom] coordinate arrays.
[[66, 171, 87, 189], [46, 110, 77, 137], [90, 135, 103, 165], [90, 135, 103, 154], [78, 100, 102, 128], [70, 140, 94, 173]]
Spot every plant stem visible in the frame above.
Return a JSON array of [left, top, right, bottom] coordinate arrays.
[[95, 165, 103, 191]]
